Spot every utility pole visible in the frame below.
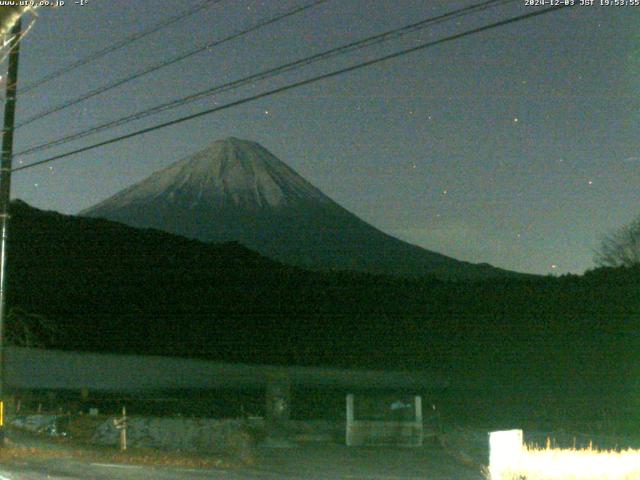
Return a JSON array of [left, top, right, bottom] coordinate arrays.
[[0, 18, 22, 445]]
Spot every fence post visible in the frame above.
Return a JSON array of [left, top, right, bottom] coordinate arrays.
[[120, 406, 127, 451], [489, 429, 523, 479], [113, 406, 127, 451], [345, 394, 354, 446]]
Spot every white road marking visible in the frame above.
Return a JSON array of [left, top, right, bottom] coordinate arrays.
[[89, 463, 143, 469], [177, 468, 225, 473], [343, 476, 425, 480]]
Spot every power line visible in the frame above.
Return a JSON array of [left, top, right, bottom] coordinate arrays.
[[14, 0, 328, 129], [18, 0, 224, 95], [13, 4, 571, 174], [15, 0, 514, 158]]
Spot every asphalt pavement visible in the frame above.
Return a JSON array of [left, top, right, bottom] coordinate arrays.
[[0, 443, 485, 480]]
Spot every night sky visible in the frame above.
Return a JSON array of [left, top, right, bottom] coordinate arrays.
[[4, 0, 639, 275]]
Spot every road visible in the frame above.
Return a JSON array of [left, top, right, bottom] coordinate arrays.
[[0, 443, 485, 479]]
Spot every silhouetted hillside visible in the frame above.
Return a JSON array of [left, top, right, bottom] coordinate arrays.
[[81, 137, 526, 280], [6, 200, 640, 408]]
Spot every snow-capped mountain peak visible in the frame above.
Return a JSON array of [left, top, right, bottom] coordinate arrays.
[[88, 137, 331, 212], [81, 137, 518, 280]]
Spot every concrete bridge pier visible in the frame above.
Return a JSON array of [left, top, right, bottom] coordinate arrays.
[[264, 373, 292, 447]]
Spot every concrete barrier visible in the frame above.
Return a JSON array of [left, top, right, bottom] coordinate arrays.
[[488, 429, 523, 479]]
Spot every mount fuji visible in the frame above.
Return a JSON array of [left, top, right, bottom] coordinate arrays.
[[81, 137, 518, 279]]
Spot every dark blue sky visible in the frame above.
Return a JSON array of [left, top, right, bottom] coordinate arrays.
[[5, 0, 640, 274]]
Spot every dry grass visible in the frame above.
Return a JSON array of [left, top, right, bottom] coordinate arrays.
[[492, 442, 640, 480], [0, 432, 242, 470], [0, 442, 66, 463], [76, 447, 233, 469]]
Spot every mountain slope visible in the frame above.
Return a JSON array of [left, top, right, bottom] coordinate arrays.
[[7, 200, 638, 384], [81, 137, 522, 279], [8, 201, 636, 430]]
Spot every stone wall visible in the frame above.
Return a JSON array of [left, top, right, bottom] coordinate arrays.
[[10, 414, 347, 450], [92, 416, 262, 453]]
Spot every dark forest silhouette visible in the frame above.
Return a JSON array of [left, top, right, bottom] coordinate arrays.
[[7, 200, 640, 430]]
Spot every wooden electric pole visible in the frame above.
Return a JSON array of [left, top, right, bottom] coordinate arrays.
[[0, 17, 22, 444]]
